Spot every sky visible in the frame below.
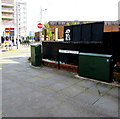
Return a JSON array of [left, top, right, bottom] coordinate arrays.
[[23, 0, 120, 32]]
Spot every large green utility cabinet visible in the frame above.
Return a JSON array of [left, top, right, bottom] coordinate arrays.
[[31, 44, 42, 66], [78, 53, 113, 82]]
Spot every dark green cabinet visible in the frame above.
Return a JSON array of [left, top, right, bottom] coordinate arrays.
[[78, 53, 113, 82], [31, 44, 42, 66]]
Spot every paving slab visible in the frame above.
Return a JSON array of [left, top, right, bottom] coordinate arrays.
[[73, 91, 101, 105], [93, 95, 118, 117], [58, 85, 85, 97]]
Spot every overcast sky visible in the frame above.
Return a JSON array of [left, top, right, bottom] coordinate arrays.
[[23, 0, 119, 32]]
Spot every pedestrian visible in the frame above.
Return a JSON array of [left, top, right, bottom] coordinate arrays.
[[4, 41, 9, 50], [9, 40, 12, 50]]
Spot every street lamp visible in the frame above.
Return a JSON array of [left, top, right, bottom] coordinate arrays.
[[40, 8, 47, 23], [16, 2, 20, 49], [39, 7, 47, 45]]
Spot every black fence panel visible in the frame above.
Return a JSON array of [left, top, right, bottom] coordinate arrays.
[[81, 23, 91, 42], [72, 25, 81, 42], [103, 32, 120, 62], [42, 42, 104, 65], [91, 22, 104, 42], [43, 31, 119, 65]]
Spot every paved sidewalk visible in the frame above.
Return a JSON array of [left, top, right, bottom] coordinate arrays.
[[1, 46, 119, 117]]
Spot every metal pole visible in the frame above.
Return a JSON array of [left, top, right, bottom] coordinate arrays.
[[17, 2, 19, 49], [40, 7, 42, 24], [39, 7, 47, 45], [9, 28, 10, 50], [40, 7, 42, 45]]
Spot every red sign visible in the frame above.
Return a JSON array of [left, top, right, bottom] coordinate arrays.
[[10, 28, 14, 32], [5, 28, 10, 33], [37, 23, 43, 28], [5, 28, 14, 33]]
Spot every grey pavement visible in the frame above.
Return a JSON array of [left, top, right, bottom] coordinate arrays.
[[0, 45, 120, 117]]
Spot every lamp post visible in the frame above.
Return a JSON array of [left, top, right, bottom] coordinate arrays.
[[40, 8, 47, 23], [39, 7, 47, 45], [16, 2, 20, 49]]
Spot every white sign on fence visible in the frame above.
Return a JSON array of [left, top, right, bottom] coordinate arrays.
[[59, 49, 79, 54]]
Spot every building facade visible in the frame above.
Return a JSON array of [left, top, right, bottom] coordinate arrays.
[[1, 0, 15, 44], [16, 1, 27, 40], [104, 21, 119, 32], [0, 0, 27, 45]]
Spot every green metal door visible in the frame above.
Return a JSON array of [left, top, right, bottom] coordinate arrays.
[[78, 53, 113, 82]]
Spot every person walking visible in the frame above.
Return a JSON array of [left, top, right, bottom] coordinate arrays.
[[9, 40, 12, 50]]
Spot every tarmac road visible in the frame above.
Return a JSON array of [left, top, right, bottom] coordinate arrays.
[[0, 45, 119, 117]]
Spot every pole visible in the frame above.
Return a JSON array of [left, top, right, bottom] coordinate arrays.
[[39, 7, 47, 45], [17, 3, 20, 49], [40, 7, 42, 45], [9, 28, 10, 50]]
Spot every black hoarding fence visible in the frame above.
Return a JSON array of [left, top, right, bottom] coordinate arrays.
[[72, 25, 81, 42], [91, 22, 104, 42], [64, 22, 104, 43], [81, 23, 91, 42], [42, 42, 104, 66], [103, 31, 120, 63], [43, 30, 120, 66]]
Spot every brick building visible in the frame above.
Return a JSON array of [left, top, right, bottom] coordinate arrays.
[[35, 21, 120, 41], [48, 21, 87, 39], [104, 21, 119, 32]]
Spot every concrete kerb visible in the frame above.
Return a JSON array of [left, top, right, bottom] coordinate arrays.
[[75, 75, 120, 88]]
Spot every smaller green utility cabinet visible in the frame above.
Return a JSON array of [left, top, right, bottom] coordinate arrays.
[[78, 53, 113, 82], [31, 44, 42, 66]]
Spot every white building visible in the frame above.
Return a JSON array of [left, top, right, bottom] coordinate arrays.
[[16, 1, 27, 40], [0, 0, 27, 45], [0, 0, 15, 44]]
